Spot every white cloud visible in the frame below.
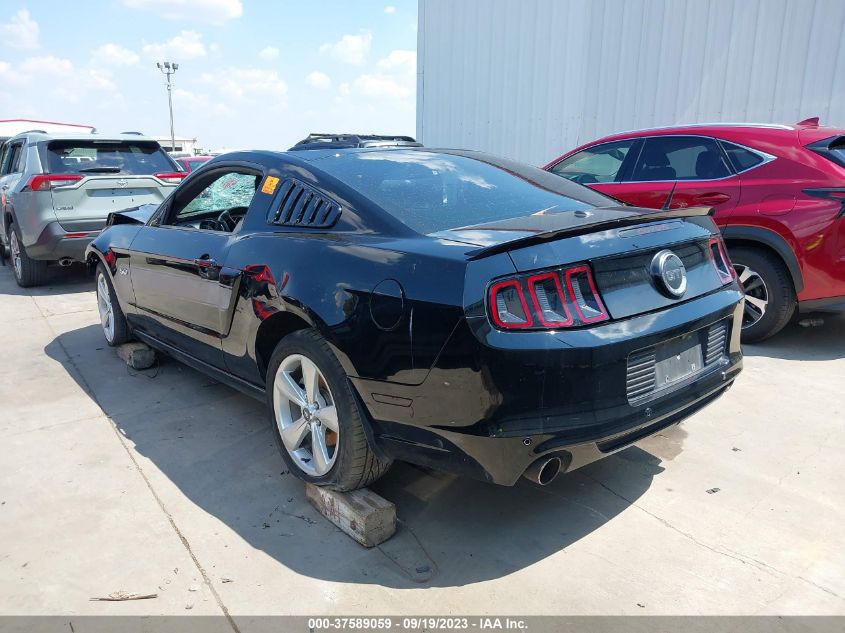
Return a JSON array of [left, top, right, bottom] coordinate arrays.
[[338, 82, 351, 97], [174, 88, 232, 116], [123, 0, 242, 24], [258, 46, 279, 61], [305, 71, 331, 90], [0, 9, 39, 49], [198, 66, 288, 102], [346, 49, 416, 102], [384, 5, 396, 13], [318, 30, 372, 65], [143, 31, 207, 60], [377, 49, 416, 74], [353, 74, 410, 100], [91, 43, 140, 66], [20, 55, 74, 76], [3, 56, 118, 104]]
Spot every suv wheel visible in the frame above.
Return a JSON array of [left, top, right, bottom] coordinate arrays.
[[266, 329, 391, 491], [730, 246, 795, 343], [8, 223, 48, 288]]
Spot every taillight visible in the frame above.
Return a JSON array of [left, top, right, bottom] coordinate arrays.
[[527, 272, 573, 327], [709, 236, 736, 285], [489, 264, 608, 330], [26, 175, 83, 191], [155, 172, 187, 184], [489, 279, 533, 329]]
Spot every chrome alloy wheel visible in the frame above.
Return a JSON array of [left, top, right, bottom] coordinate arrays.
[[96, 273, 115, 343], [273, 354, 339, 476], [9, 231, 22, 280], [735, 263, 769, 329]]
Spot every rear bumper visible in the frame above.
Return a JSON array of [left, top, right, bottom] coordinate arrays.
[[359, 286, 744, 485], [26, 221, 101, 261]]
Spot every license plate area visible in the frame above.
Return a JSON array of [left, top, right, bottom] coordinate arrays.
[[626, 320, 728, 404], [654, 334, 703, 387]]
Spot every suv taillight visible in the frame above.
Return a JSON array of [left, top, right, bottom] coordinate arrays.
[[709, 236, 736, 285], [26, 175, 83, 191], [155, 171, 187, 184], [489, 264, 608, 330]]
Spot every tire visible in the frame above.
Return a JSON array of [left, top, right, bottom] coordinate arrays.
[[266, 329, 391, 491], [95, 263, 130, 346], [729, 246, 795, 343], [8, 223, 48, 288]]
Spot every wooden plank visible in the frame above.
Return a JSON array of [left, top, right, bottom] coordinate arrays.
[[305, 483, 396, 547], [116, 341, 156, 370]]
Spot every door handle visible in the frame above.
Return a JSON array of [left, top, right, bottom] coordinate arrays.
[[695, 192, 730, 205]]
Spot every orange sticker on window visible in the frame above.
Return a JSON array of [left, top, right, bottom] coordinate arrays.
[[261, 176, 280, 195]]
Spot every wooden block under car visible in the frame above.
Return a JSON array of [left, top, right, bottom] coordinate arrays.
[[305, 483, 396, 547], [116, 341, 156, 370]]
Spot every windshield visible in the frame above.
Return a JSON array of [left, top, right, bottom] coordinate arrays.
[[44, 140, 176, 175], [314, 149, 614, 234]]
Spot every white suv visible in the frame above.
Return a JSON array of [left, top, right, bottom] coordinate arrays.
[[0, 132, 184, 286]]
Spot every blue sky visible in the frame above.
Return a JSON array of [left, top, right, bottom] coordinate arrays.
[[0, 0, 418, 150]]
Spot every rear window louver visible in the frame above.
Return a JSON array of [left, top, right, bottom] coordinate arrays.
[[267, 179, 341, 228]]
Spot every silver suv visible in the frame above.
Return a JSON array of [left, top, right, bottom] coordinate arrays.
[[0, 132, 183, 286]]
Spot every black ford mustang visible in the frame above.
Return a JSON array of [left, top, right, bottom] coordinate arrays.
[[86, 148, 743, 490]]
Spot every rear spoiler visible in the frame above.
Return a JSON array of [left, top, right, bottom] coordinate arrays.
[[467, 206, 714, 260]]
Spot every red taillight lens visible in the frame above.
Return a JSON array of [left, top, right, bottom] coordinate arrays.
[[489, 264, 608, 331], [26, 174, 83, 191], [155, 171, 187, 184], [489, 279, 533, 329], [564, 265, 609, 324], [709, 236, 736, 285], [527, 272, 573, 327]]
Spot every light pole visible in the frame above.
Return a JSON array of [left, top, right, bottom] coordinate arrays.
[[156, 61, 179, 152]]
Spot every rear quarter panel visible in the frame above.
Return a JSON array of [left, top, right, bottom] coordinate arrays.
[[219, 231, 470, 388]]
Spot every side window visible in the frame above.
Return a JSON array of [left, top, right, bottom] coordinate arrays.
[[167, 170, 260, 232], [0, 144, 9, 175], [632, 137, 731, 182], [720, 141, 765, 172], [549, 140, 636, 184], [3, 143, 23, 175]]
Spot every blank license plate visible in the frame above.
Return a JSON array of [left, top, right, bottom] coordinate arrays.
[[654, 334, 704, 387]]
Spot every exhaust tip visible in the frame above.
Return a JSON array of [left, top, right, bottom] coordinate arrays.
[[58, 258, 74, 267], [523, 456, 562, 486]]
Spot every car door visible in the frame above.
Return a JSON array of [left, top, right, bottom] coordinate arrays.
[[620, 136, 741, 215], [127, 163, 264, 367]]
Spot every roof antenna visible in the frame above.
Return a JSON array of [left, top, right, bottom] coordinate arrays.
[[661, 181, 677, 211]]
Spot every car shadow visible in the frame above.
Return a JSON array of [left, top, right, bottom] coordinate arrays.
[[0, 261, 92, 296], [46, 323, 670, 589], [741, 313, 845, 362]]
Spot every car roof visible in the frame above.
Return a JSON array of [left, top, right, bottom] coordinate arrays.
[[289, 133, 421, 151], [10, 132, 159, 143]]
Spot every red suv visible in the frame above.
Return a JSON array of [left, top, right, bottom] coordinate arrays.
[[545, 119, 845, 341]]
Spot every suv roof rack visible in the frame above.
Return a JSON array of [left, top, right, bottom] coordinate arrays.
[[289, 133, 422, 151]]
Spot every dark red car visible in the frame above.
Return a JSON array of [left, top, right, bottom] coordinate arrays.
[[175, 155, 212, 173], [545, 119, 845, 341]]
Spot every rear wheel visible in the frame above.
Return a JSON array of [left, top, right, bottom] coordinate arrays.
[[9, 223, 48, 288], [729, 246, 795, 343], [266, 329, 391, 491]]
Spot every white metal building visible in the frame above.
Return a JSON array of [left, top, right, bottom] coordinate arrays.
[[153, 135, 199, 155], [416, 0, 845, 166]]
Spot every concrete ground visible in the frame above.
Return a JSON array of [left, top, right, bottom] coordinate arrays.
[[0, 262, 843, 618]]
